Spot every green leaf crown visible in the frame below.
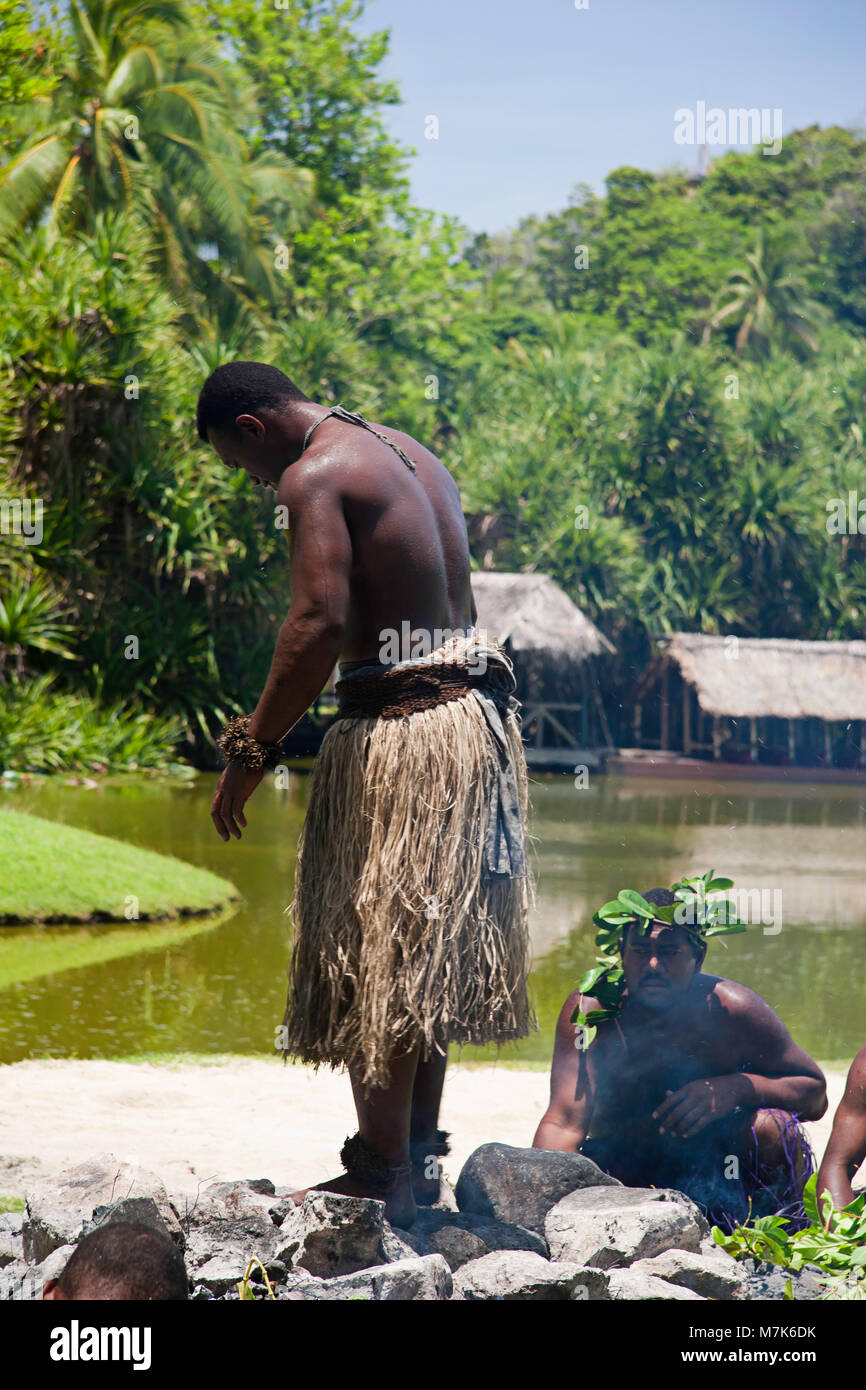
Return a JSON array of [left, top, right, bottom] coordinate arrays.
[[570, 870, 747, 1046]]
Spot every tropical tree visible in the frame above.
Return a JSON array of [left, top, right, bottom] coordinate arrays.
[[0, 0, 311, 305], [703, 227, 827, 355]]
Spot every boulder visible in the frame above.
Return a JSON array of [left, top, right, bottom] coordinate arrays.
[[301, 1253, 452, 1301], [743, 1261, 823, 1301], [426, 1226, 489, 1271], [81, 1196, 175, 1245], [607, 1268, 706, 1300], [545, 1186, 706, 1268], [0, 1214, 23, 1269], [396, 1206, 548, 1261], [26, 1243, 78, 1300], [275, 1192, 386, 1279], [453, 1250, 609, 1301], [381, 1224, 422, 1263], [195, 1251, 250, 1297], [630, 1247, 748, 1300], [456, 1144, 619, 1234], [24, 1155, 182, 1263]]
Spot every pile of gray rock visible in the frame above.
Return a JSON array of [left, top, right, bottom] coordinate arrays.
[[0, 1145, 823, 1301]]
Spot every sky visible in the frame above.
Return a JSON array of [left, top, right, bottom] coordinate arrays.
[[356, 0, 866, 234]]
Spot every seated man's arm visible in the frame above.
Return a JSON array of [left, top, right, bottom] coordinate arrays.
[[816, 1045, 866, 1213], [729, 986, 827, 1119], [654, 983, 827, 1139], [533, 990, 594, 1152]]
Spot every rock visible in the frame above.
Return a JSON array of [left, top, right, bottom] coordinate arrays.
[[380, 1224, 419, 1263], [432, 1177, 459, 1212], [743, 1261, 823, 1301], [426, 1226, 489, 1271], [630, 1247, 748, 1300], [81, 1196, 175, 1245], [545, 1186, 706, 1268], [275, 1193, 386, 1279], [607, 1268, 706, 1300], [0, 1214, 23, 1269], [174, 1182, 282, 1270], [456, 1144, 619, 1234], [396, 1206, 548, 1260], [453, 1250, 609, 1301], [301, 1254, 452, 1301], [245, 1179, 276, 1196], [24, 1155, 182, 1263], [0, 1258, 47, 1301], [26, 1244, 78, 1300], [195, 1251, 250, 1296]]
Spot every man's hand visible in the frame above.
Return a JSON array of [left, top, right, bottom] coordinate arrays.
[[652, 1075, 748, 1139], [210, 761, 265, 842]]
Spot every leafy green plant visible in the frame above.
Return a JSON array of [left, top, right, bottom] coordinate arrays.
[[712, 1174, 866, 1299]]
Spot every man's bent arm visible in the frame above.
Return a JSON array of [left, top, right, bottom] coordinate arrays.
[[533, 990, 593, 1152], [816, 1045, 866, 1212], [248, 464, 352, 745], [727, 986, 827, 1121]]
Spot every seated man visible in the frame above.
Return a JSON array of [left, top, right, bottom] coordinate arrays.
[[43, 1222, 189, 1301], [533, 886, 827, 1231], [816, 1044, 866, 1215]]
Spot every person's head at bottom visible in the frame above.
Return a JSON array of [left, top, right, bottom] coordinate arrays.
[[42, 1222, 189, 1301]]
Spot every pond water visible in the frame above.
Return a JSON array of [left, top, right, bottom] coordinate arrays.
[[1, 771, 864, 1067]]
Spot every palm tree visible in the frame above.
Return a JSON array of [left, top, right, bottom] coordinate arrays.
[[702, 227, 826, 355], [0, 0, 311, 304]]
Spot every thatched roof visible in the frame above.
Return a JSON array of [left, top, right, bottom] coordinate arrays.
[[660, 634, 866, 721], [471, 572, 614, 661]]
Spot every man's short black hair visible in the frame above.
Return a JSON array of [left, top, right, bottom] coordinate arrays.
[[621, 887, 704, 959], [54, 1222, 189, 1300], [196, 361, 309, 442]]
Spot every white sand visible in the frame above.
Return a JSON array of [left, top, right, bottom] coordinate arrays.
[[0, 1058, 855, 1200]]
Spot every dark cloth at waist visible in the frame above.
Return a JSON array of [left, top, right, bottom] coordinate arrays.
[[335, 656, 514, 720]]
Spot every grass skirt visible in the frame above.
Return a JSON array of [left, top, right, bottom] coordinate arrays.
[[281, 659, 535, 1089]]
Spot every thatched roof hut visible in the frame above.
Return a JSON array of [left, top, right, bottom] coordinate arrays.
[[471, 572, 613, 678], [470, 572, 615, 759], [659, 634, 866, 721]]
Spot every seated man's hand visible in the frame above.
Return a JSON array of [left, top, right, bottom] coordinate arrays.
[[652, 1075, 748, 1140]]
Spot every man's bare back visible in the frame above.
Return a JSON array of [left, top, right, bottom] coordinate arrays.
[[288, 414, 475, 663]]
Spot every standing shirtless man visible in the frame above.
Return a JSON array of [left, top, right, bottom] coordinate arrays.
[[198, 362, 532, 1228]]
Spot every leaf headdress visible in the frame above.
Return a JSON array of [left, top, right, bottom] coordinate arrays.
[[570, 870, 746, 1047]]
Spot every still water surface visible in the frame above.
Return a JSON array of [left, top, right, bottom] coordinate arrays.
[[1, 772, 864, 1065]]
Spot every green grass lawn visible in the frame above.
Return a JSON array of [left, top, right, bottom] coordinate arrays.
[[0, 809, 240, 925]]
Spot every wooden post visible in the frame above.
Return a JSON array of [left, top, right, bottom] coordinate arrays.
[[859, 722, 865, 769], [682, 683, 692, 756], [749, 717, 758, 764], [712, 717, 722, 761], [823, 721, 832, 766], [660, 660, 670, 751], [788, 720, 796, 764]]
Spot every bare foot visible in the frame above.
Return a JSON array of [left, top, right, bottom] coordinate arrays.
[[291, 1171, 418, 1229]]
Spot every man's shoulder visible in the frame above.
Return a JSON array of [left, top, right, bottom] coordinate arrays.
[[702, 973, 774, 1019], [276, 452, 346, 510]]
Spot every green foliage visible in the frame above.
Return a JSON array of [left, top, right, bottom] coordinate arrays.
[[1, 0, 865, 771], [712, 1175, 866, 1299], [0, 673, 187, 772]]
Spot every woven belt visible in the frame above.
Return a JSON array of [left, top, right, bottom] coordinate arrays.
[[335, 664, 511, 720]]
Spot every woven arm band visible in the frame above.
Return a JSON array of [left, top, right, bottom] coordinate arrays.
[[216, 715, 284, 770]]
